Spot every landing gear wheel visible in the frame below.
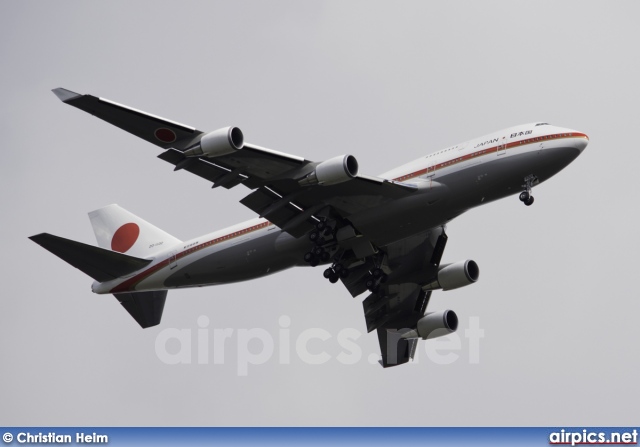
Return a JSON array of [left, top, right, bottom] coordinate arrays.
[[304, 252, 315, 263], [321, 251, 331, 262], [365, 278, 376, 290], [329, 274, 339, 284], [332, 263, 349, 279], [524, 196, 534, 206], [316, 221, 326, 231], [519, 191, 530, 202], [323, 268, 334, 279], [372, 268, 384, 278], [309, 231, 319, 242], [313, 246, 324, 256]]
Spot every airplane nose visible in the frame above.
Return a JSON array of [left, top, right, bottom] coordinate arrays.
[[574, 132, 589, 152]]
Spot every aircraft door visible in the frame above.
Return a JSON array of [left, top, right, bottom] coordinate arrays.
[[497, 136, 507, 156], [426, 164, 436, 178], [426, 164, 436, 188], [169, 251, 178, 269]]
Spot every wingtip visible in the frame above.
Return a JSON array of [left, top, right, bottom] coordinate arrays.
[[52, 88, 81, 102], [29, 233, 49, 244]]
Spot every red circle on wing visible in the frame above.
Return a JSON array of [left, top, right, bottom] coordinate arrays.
[[111, 223, 140, 253], [155, 128, 177, 143]]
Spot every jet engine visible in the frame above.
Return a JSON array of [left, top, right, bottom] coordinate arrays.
[[400, 310, 458, 340], [299, 155, 359, 186], [183, 126, 244, 157], [423, 259, 479, 291]]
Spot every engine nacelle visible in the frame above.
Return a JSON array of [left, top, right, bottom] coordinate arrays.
[[299, 154, 359, 186], [400, 310, 459, 340], [424, 259, 479, 291], [183, 126, 244, 158]]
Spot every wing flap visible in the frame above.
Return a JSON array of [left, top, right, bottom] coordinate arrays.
[[180, 145, 308, 189], [161, 141, 308, 188], [290, 177, 417, 218], [238, 176, 417, 238], [377, 328, 418, 367], [341, 262, 373, 298], [239, 188, 278, 215], [227, 143, 306, 173], [158, 149, 230, 184], [239, 188, 314, 235], [363, 293, 391, 333]]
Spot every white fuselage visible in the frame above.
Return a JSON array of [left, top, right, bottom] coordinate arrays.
[[93, 123, 588, 295]]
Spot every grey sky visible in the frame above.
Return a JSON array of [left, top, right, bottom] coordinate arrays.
[[1, 0, 639, 426]]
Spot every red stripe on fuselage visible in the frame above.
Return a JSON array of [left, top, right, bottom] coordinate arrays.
[[110, 221, 272, 293], [392, 132, 588, 183]]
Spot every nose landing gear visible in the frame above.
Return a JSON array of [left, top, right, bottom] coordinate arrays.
[[519, 175, 538, 206], [519, 191, 534, 206]]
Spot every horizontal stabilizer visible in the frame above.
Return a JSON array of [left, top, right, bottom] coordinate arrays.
[[114, 291, 167, 328], [29, 233, 151, 282]]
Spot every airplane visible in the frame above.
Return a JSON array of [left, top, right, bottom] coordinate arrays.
[[30, 88, 589, 367]]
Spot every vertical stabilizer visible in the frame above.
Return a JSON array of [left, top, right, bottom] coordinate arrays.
[[89, 204, 181, 259]]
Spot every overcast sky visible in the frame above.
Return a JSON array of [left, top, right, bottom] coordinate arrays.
[[1, 0, 639, 426]]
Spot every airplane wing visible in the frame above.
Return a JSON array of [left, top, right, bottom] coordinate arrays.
[[342, 227, 449, 367], [54, 88, 417, 238]]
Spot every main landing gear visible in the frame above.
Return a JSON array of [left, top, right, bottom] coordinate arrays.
[[519, 175, 538, 206], [303, 220, 389, 289], [304, 220, 337, 268], [323, 257, 388, 291], [365, 267, 388, 293], [324, 263, 349, 284], [304, 220, 353, 284]]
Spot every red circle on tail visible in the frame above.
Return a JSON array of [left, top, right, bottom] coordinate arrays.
[[111, 223, 140, 253]]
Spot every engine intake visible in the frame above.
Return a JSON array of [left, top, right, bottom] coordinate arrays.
[[299, 154, 359, 186], [184, 126, 244, 158], [400, 310, 458, 340], [424, 259, 479, 291]]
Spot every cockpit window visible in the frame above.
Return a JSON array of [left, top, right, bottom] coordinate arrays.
[[535, 123, 550, 126]]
